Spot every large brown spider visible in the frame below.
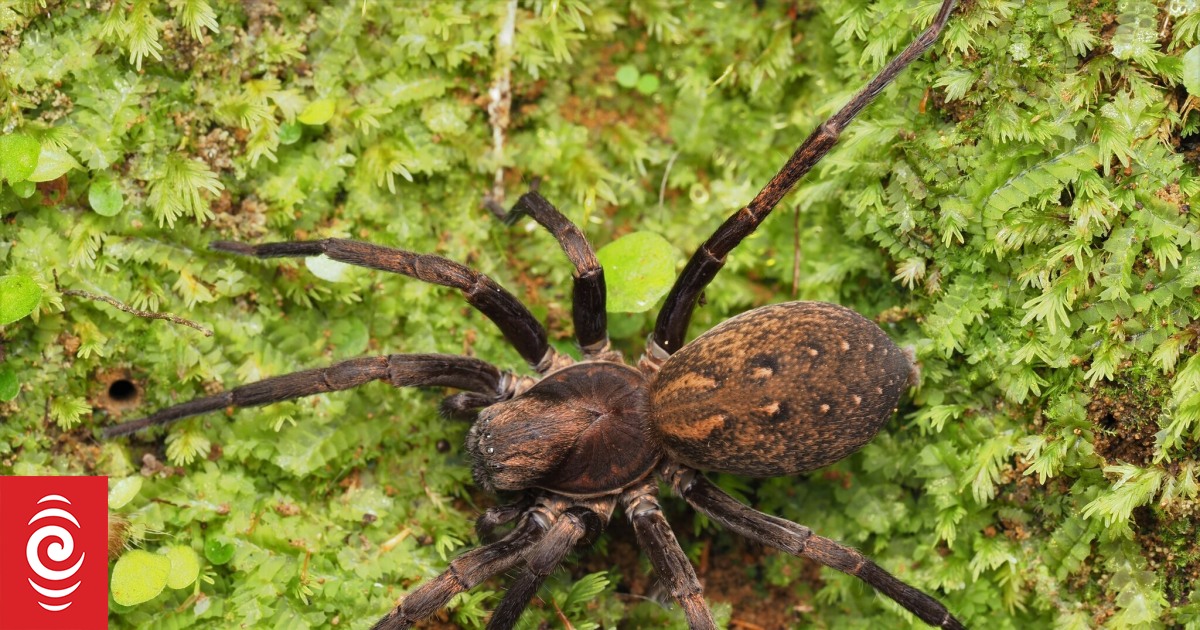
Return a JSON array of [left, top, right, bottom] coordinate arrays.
[[105, 1, 964, 628]]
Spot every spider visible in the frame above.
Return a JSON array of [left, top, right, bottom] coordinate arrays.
[[105, 1, 963, 628]]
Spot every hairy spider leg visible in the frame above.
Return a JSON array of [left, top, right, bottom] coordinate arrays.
[[211, 239, 555, 371], [370, 510, 552, 630], [484, 505, 606, 629], [623, 482, 719, 630], [475, 497, 536, 542], [669, 468, 966, 630], [652, 0, 958, 355], [101, 354, 502, 438], [488, 190, 609, 356], [440, 390, 504, 420]]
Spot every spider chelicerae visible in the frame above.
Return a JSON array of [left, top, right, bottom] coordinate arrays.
[[106, 1, 964, 628]]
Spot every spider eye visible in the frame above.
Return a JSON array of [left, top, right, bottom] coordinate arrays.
[[486, 447, 494, 454]]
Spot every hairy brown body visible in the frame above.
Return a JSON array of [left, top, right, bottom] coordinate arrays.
[[468, 362, 660, 498], [650, 301, 911, 477], [470, 301, 911, 495]]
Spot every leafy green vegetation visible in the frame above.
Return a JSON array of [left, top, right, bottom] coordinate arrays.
[[2, 1, 1199, 628]]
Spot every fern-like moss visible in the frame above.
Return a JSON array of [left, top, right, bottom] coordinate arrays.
[[2, 1, 1199, 628]]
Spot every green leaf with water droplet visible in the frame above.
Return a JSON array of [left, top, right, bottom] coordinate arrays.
[[298, 98, 335, 125], [0, 274, 42, 325], [204, 536, 235, 565], [89, 175, 125, 216], [164, 545, 201, 589], [111, 550, 171, 606], [108, 476, 143, 509], [596, 231, 676, 313], [28, 146, 81, 182], [0, 134, 39, 183]]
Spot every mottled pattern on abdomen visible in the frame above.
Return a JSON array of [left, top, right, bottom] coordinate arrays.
[[648, 301, 911, 477]]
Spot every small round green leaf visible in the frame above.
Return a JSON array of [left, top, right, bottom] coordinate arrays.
[[108, 476, 143, 509], [111, 549, 171, 606], [635, 73, 661, 95], [163, 545, 201, 589], [0, 366, 18, 402], [1184, 46, 1200, 98], [0, 274, 42, 326], [279, 121, 302, 145], [88, 175, 125, 216], [204, 537, 235, 565], [305, 254, 352, 282], [595, 231, 677, 313], [10, 180, 36, 199], [0, 134, 40, 183], [615, 65, 640, 88], [28, 146, 81, 182], [298, 98, 335, 125]]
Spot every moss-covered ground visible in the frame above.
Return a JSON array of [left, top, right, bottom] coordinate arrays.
[[2, 1, 1200, 628]]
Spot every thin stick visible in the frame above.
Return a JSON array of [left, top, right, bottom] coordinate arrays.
[[54, 270, 213, 337], [487, 0, 519, 206], [551, 599, 575, 630]]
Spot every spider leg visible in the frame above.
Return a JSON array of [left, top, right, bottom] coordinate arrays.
[[487, 189, 609, 356], [102, 354, 503, 438], [622, 481, 718, 630], [484, 505, 605, 629], [211, 239, 554, 371], [650, 0, 958, 356], [665, 466, 965, 630], [440, 391, 499, 421], [475, 495, 535, 542], [370, 509, 553, 630]]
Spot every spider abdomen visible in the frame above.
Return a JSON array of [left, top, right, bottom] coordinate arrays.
[[648, 301, 911, 477]]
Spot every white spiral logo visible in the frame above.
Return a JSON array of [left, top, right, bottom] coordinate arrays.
[[26, 494, 85, 612]]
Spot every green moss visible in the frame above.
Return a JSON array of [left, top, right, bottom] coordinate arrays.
[[2, 1, 1199, 628], [1149, 509, 1200, 604]]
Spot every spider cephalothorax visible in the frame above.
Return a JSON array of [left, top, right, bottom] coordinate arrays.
[[105, 2, 966, 628], [466, 361, 657, 496]]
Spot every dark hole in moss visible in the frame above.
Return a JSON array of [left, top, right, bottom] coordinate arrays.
[[1059, 183, 1075, 207], [108, 379, 138, 402]]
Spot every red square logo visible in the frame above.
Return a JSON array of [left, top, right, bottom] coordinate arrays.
[[0, 476, 108, 630]]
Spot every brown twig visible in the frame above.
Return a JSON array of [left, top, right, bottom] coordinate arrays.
[[53, 270, 213, 337]]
